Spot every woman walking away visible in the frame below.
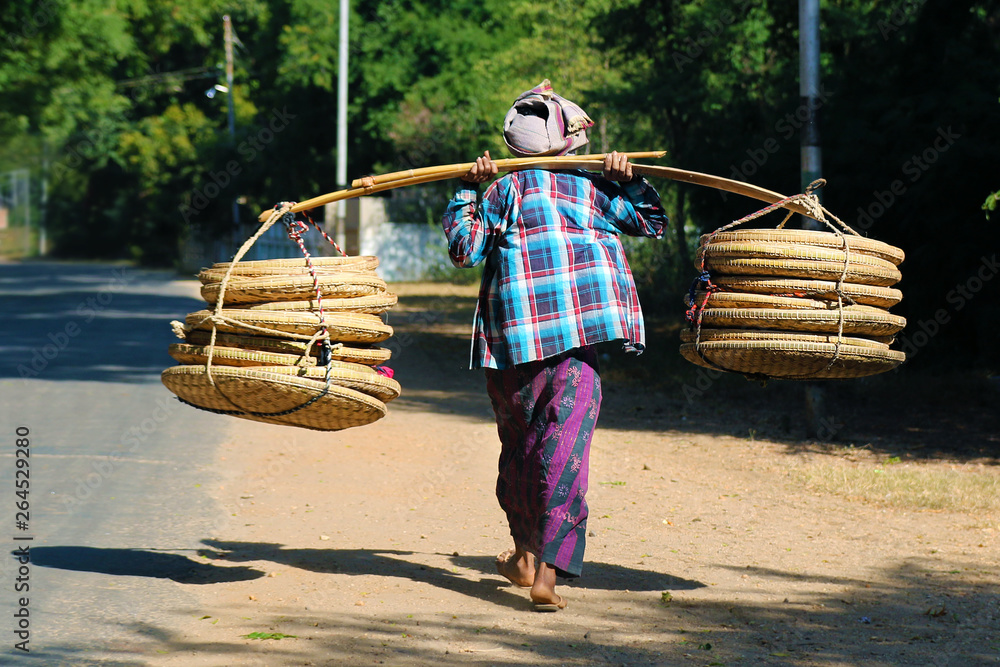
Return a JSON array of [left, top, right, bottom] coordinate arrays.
[[440, 79, 669, 611]]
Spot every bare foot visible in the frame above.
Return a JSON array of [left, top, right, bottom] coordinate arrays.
[[530, 561, 566, 610], [495, 547, 535, 587]]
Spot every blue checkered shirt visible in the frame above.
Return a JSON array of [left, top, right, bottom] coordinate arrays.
[[441, 168, 668, 369]]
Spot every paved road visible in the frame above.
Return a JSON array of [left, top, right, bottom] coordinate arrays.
[[0, 261, 261, 665]]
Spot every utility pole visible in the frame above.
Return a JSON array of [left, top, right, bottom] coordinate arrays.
[[800, 0, 828, 438], [335, 0, 349, 253], [40, 146, 47, 255], [799, 0, 822, 226], [224, 15, 240, 232]]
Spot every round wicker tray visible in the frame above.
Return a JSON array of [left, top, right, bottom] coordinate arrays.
[[697, 306, 906, 336], [168, 343, 378, 372], [711, 276, 903, 309], [679, 328, 893, 349], [198, 260, 380, 284], [699, 229, 904, 265], [687, 291, 842, 311], [201, 273, 388, 306], [700, 240, 902, 266], [248, 365, 401, 402], [184, 330, 393, 365], [701, 255, 902, 287], [185, 309, 393, 342], [244, 293, 398, 314], [679, 338, 905, 379], [161, 365, 387, 431]]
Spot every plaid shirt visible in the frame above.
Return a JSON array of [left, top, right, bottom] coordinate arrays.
[[442, 168, 668, 369]]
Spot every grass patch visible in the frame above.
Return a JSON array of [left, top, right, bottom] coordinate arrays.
[[242, 632, 297, 640], [795, 460, 1000, 513]]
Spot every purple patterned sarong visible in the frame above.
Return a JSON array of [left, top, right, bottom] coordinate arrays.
[[484, 346, 602, 578]]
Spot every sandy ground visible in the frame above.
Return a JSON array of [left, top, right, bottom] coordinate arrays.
[[148, 283, 998, 667]]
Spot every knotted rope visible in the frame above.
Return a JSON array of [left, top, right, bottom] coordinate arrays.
[[686, 179, 857, 381]]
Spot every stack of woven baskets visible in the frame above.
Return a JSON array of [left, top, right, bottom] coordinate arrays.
[[162, 256, 401, 431], [681, 228, 907, 380]]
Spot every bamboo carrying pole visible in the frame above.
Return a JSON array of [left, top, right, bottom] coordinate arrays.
[[257, 153, 820, 223], [349, 151, 668, 188]]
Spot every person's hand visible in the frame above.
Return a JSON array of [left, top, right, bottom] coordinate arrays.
[[603, 150, 635, 182], [461, 150, 498, 184]]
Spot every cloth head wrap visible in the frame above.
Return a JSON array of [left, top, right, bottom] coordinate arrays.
[[502, 79, 594, 157]]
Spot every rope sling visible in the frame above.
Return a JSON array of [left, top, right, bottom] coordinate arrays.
[[172, 204, 350, 418]]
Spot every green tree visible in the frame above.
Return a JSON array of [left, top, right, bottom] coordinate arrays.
[[593, 0, 801, 308]]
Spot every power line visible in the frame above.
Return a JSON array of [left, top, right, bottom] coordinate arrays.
[[115, 66, 221, 89]]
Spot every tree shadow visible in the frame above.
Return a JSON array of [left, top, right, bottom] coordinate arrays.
[[448, 552, 704, 592], [198, 539, 704, 606], [23, 556, 998, 666], [25, 546, 265, 584]]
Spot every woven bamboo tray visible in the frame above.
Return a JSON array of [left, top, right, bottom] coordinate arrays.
[[198, 261, 380, 284], [687, 291, 843, 311], [701, 255, 902, 287], [243, 293, 398, 314], [201, 273, 388, 306], [679, 338, 905, 379], [699, 240, 903, 266], [697, 306, 906, 336], [184, 330, 393, 365], [249, 365, 401, 402], [679, 328, 894, 348], [185, 309, 394, 342], [711, 276, 903, 309], [168, 343, 378, 372], [699, 229, 904, 265], [161, 365, 387, 431]]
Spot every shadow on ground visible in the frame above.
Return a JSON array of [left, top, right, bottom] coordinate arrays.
[[22, 555, 1000, 666], [196, 539, 704, 599], [26, 546, 265, 583]]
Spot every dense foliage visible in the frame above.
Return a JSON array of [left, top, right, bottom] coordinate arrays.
[[1, 0, 998, 369]]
